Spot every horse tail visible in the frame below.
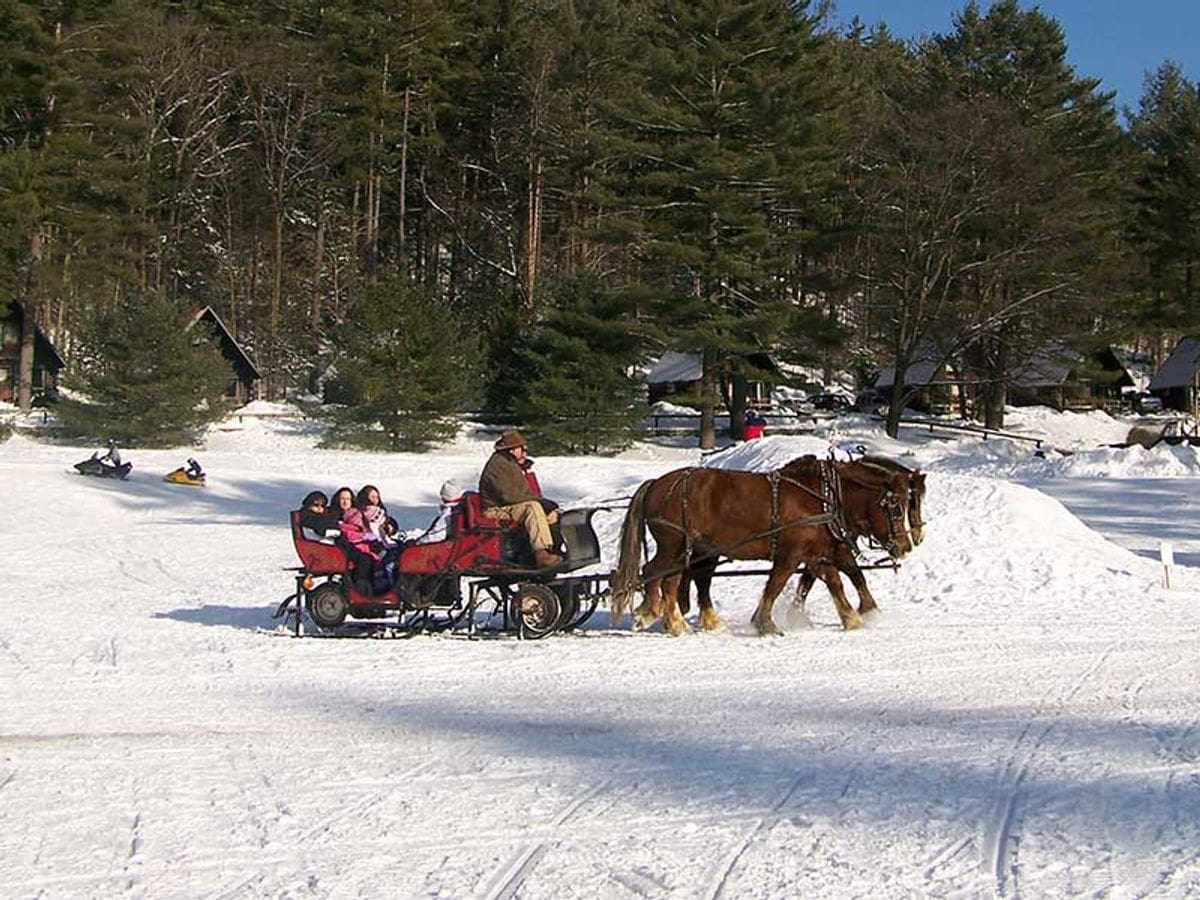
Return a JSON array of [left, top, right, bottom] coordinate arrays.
[[610, 478, 655, 623]]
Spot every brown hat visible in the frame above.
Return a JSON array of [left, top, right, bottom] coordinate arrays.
[[494, 429, 527, 451]]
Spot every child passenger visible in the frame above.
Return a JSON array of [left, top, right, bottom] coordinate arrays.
[[403, 480, 465, 545], [356, 484, 403, 582], [332, 486, 386, 594], [356, 484, 400, 547]]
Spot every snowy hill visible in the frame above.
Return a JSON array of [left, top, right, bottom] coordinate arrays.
[[2, 409, 1199, 897]]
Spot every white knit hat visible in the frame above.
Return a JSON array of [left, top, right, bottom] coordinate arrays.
[[440, 479, 464, 502]]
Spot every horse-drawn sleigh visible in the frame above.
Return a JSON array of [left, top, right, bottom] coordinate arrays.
[[275, 490, 611, 639], [275, 454, 925, 639]]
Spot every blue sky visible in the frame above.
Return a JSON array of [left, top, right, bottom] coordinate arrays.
[[827, 1, 1199, 118]]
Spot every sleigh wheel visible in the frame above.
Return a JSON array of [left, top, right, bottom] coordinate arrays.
[[510, 583, 561, 640], [307, 582, 349, 629]]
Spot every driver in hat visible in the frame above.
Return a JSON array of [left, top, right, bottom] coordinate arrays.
[[479, 430, 563, 568]]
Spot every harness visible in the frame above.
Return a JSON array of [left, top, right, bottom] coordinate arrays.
[[643, 465, 841, 580]]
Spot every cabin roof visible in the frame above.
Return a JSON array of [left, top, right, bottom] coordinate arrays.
[[184, 306, 261, 381]]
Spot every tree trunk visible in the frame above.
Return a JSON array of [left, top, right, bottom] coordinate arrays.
[[522, 151, 543, 314], [16, 230, 43, 414], [365, 158, 376, 275], [398, 84, 410, 273], [729, 364, 748, 439], [699, 347, 717, 450], [981, 334, 1009, 429], [311, 200, 325, 338], [982, 379, 1006, 429], [885, 365, 908, 439], [16, 302, 36, 414], [271, 208, 284, 398]]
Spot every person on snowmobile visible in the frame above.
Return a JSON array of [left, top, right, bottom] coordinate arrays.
[[100, 439, 122, 469]]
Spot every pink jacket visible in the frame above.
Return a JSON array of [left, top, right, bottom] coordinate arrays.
[[339, 508, 381, 560]]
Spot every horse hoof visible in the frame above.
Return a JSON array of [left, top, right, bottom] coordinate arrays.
[[665, 619, 689, 637], [842, 614, 863, 631], [698, 610, 727, 632], [752, 616, 783, 637]]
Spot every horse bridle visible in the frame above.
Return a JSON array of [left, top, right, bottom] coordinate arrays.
[[831, 466, 910, 560]]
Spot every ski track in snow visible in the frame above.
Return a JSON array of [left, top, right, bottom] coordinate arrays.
[[478, 779, 612, 900], [5, 422, 1200, 897], [981, 644, 1114, 898]]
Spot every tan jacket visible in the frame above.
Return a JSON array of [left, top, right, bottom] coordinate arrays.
[[479, 450, 539, 508]]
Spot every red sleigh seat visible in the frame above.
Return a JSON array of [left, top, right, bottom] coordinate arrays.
[[289, 510, 349, 575], [461, 491, 518, 532]]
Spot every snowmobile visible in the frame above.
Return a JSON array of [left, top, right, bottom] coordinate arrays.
[[74, 441, 132, 480], [164, 457, 206, 487]]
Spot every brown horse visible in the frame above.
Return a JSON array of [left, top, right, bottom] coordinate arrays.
[[677, 455, 919, 633], [609, 458, 914, 636]]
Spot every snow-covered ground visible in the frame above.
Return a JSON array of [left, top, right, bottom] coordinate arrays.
[[3, 407, 1200, 898]]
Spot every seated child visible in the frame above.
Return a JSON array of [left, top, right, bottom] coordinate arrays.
[[402, 480, 465, 545], [357, 484, 401, 548], [356, 484, 403, 582], [332, 486, 387, 594]]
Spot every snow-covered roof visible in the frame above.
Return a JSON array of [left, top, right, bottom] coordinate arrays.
[[875, 359, 942, 389], [1149, 337, 1200, 391], [1108, 347, 1153, 391], [646, 351, 702, 384], [1011, 343, 1083, 388]]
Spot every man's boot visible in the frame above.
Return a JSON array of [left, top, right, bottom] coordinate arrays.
[[533, 547, 564, 568]]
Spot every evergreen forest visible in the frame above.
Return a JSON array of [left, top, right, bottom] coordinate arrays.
[[3, 0, 1199, 449]]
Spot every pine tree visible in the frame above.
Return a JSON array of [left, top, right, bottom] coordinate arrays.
[[1127, 62, 1200, 334], [324, 277, 479, 451], [933, 0, 1122, 428], [56, 294, 229, 446], [604, 0, 838, 447], [512, 275, 646, 453]]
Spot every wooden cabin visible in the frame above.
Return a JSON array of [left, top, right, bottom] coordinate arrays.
[[874, 357, 963, 414], [0, 300, 65, 405], [1148, 337, 1200, 414], [645, 351, 777, 407], [184, 306, 261, 406]]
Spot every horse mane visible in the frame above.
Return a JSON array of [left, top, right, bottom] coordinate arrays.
[[857, 455, 912, 475]]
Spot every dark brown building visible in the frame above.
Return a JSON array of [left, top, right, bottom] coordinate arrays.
[[185, 306, 261, 406], [0, 301, 65, 405]]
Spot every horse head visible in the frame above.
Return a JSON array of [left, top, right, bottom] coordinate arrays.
[[837, 462, 915, 560], [856, 456, 926, 549], [908, 470, 926, 545], [777, 455, 913, 558]]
